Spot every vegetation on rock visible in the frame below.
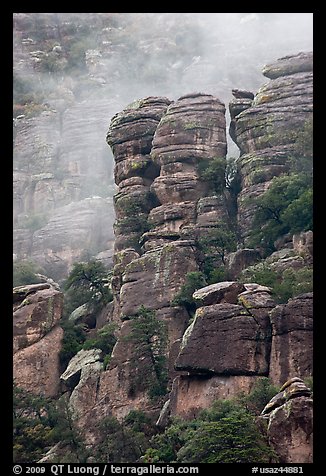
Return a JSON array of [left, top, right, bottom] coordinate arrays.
[[124, 306, 168, 401], [64, 260, 113, 306], [13, 386, 87, 463], [248, 173, 312, 253], [13, 260, 43, 287], [239, 262, 313, 303], [171, 271, 207, 314], [142, 392, 276, 463]]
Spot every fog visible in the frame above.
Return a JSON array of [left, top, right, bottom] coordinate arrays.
[[14, 13, 313, 105], [13, 13, 313, 276]]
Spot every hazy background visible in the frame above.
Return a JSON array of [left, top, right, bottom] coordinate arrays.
[[13, 12, 313, 280]]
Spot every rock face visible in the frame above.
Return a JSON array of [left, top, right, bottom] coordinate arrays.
[[229, 52, 313, 244], [269, 294, 313, 386], [62, 78, 312, 454], [13, 15, 122, 281], [261, 378, 313, 463], [13, 103, 117, 281], [13, 282, 64, 397], [29, 197, 115, 282], [71, 92, 229, 436]]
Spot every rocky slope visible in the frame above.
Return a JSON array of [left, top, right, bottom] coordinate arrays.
[[12, 51, 313, 463]]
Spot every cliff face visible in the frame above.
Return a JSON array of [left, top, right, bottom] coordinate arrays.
[[13, 14, 312, 282], [229, 52, 313, 245], [13, 14, 120, 281], [13, 281, 64, 397], [12, 52, 313, 463]]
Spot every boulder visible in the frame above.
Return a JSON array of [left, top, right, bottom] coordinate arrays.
[[151, 93, 226, 166], [225, 248, 261, 279], [192, 281, 246, 306], [175, 302, 270, 375], [13, 325, 64, 397], [267, 396, 313, 463], [13, 284, 63, 353], [68, 360, 103, 421], [262, 51, 313, 79], [60, 348, 102, 388]]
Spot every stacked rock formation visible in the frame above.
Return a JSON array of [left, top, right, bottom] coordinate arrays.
[[107, 93, 228, 323], [74, 93, 229, 428], [229, 51, 313, 244], [261, 377, 313, 463]]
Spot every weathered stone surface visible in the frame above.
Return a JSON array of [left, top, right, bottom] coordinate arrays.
[[229, 96, 253, 119], [13, 282, 52, 303], [29, 197, 115, 282], [238, 289, 275, 310], [267, 396, 313, 463], [196, 195, 229, 227], [236, 181, 271, 244], [168, 374, 260, 420], [292, 230, 313, 263], [93, 320, 156, 422], [120, 241, 198, 317], [192, 281, 246, 306], [225, 248, 261, 279], [262, 52, 313, 79], [175, 302, 270, 375], [231, 89, 255, 100], [60, 349, 102, 387], [107, 97, 171, 164], [13, 284, 63, 353], [68, 303, 97, 328], [13, 325, 63, 397], [260, 378, 313, 462], [269, 294, 313, 385], [151, 93, 226, 165], [13, 93, 119, 282], [148, 202, 197, 233], [114, 155, 159, 185], [67, 359, 103, 421], [230, 52, 313, 244], [151, 171, 209, 204]]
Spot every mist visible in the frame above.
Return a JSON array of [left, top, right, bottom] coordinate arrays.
[[13, 12, 313, 279], [14, 13, 313, 105], [14, 13, 313, 153]]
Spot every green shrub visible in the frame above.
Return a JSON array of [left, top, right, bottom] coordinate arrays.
[[13, 260, 43, 287], [197, 157, 226, 194], [64, 260, 113, 306], [143, 399, 275, 463], [82, 323, 117, 356], [237, 377, 279, 415], [123, 306, 168, 401], [239, 263, 313, 303], [171, 271, 207, 313], [94, 415, 152, 463], [249, 173, 313, 253], [59, 320, 86, 368]]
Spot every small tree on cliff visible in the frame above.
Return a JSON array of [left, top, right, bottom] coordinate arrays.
[[64, 260, 112, 305], [124, 306, 168, 401], [248, 173, 313, 253]]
